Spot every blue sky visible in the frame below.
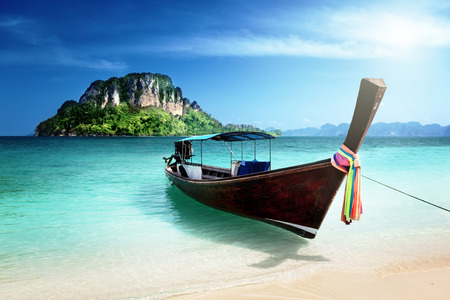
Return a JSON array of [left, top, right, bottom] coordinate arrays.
[[1, 0, 449, 135]]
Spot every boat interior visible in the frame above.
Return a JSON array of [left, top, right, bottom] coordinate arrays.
[[166, 135, 273, 180], [168, 159, 271, 180]]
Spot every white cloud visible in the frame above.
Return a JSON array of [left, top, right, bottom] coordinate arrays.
[[152, 4, 450, 59], [0, 15, 28, 27], [0, 47, 127, 70], [0, 15, 127, 70], [174, 34, 356, 58], [325, 9, 450, 58], [3, 3, 450, 64], [54, 51, 127, 70]]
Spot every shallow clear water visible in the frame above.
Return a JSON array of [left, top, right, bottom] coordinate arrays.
[[1, 136, 449, 299]]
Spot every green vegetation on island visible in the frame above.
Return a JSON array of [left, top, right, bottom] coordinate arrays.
[[36, 101, 269, 136]]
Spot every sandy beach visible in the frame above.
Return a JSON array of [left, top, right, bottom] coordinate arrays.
[[169, 259, 450, 300]]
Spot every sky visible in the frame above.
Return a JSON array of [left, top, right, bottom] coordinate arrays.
[[1, 0, 449, 136]]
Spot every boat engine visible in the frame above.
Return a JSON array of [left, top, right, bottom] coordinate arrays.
[[175, 141, 193, 161]]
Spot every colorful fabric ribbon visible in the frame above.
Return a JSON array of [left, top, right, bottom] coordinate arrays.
[[331, 144, 362, 224]]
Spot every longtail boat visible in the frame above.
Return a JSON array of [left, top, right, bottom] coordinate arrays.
[[164, 78, 386, 238]]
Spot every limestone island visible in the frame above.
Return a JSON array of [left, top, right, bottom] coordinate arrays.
[[35, 72, 280, 137]]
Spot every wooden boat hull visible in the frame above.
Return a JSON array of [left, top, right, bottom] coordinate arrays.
[[166, 159, 345, 238]]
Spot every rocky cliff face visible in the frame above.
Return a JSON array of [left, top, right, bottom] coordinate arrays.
[[79, 73, 200, 116]]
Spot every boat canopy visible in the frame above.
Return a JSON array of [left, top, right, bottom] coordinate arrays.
[[179, 131, 275, 142]]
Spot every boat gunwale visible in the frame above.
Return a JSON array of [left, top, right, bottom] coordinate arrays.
[[165, 158, 332, 184]]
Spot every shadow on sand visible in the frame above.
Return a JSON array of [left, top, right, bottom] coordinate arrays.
[[156, 185, 329, 269]]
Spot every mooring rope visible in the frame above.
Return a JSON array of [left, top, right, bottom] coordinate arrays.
[[362, 175, 450, 213]]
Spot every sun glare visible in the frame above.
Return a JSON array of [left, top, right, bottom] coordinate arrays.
[[386, 20, 416, 48]]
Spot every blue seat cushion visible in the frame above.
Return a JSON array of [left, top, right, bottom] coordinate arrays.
[[237, 160, 251, 175], [237, 160, 270, 175], [252, 161, 270, 173]]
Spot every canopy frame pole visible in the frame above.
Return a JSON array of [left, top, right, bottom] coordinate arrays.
[[225, 141, 238, 162], [230, 142, 232, 167], [241, 141, 243, 161], [182, 141, 186, 164], [254, 140, 256, 160], [201, 141, 203, 167], [269, 139, 272, 170]]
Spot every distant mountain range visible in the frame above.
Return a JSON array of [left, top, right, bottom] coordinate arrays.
[[283, 122, 450, 137]]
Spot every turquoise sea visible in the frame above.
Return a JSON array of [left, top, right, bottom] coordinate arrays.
[[1, 136, 449, 299]]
